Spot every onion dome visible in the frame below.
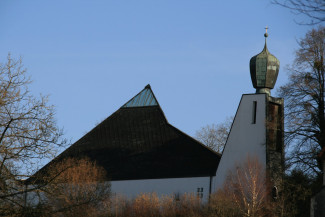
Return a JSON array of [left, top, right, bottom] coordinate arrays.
[[250, 29, 280, 96]]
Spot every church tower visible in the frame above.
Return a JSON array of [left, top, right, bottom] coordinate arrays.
[[214, 29, 284, 195]]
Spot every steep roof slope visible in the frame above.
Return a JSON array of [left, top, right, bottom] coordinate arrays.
[[30, 85, 220, 182]]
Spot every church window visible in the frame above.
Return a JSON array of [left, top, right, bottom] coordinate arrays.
[[252, 101, 257, 124], [174, 192, 180, 201], [197, 187, 203, 198]]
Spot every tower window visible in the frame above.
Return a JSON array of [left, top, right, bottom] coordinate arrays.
[[272, 186, 278, 200], [252, 101, 257, 124]]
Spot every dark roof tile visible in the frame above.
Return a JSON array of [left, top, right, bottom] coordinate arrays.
[[29, 85, 220, 183]]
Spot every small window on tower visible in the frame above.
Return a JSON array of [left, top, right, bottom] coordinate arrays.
[[272, 186, 278, 200], [252, 101, 257, 124]]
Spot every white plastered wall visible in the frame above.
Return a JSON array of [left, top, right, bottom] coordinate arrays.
[[111, 176, 212, 202], [25, 177, 212, 205], [213, 94, 267, 191]]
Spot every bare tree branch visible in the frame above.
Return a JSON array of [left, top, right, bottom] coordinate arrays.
[[195, 116, 233, 153], [0, 54, 67, 214], [277, 26, 325, 177], [272, 0, 325, 25]]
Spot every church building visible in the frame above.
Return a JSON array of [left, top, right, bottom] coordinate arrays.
[[29, 32, 284, 202], [31, 84, 221, 202]]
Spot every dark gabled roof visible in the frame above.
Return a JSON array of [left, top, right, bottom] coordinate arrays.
[[29, 85, 220, 182]]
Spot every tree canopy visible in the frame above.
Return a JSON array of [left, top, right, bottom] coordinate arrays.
[[278, 26, 325, 176], [0, 54, 66, 215], [195, 117, 232, 153]]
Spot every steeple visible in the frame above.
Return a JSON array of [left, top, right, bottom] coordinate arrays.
[[249, 27, 280, 96]]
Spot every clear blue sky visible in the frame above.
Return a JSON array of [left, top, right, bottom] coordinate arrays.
[[0, 1, 311, 150]]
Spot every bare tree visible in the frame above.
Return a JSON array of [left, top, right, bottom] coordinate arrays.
[[278, 26, 325, 176], [272, 0, 325, 25], [39, 157, 111, 217], [0, 54, 66, 215], [195, 117, 233, 153], [222, 156, 271, 217]]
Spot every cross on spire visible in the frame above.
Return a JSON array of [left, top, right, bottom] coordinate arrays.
[[264, 26, 269, 38]]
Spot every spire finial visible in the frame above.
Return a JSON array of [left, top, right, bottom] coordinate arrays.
[[250, 27, 280, 96], [263, 26, 269, 51], [264, 26, 269, 38]]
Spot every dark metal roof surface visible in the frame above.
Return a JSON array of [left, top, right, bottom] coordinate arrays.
[[29, 85, 220, 183]]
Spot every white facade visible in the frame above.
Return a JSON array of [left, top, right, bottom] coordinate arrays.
[[111, 176, 213, 202], [213, 94, 267, 191], [111, 94, 270, 198]]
